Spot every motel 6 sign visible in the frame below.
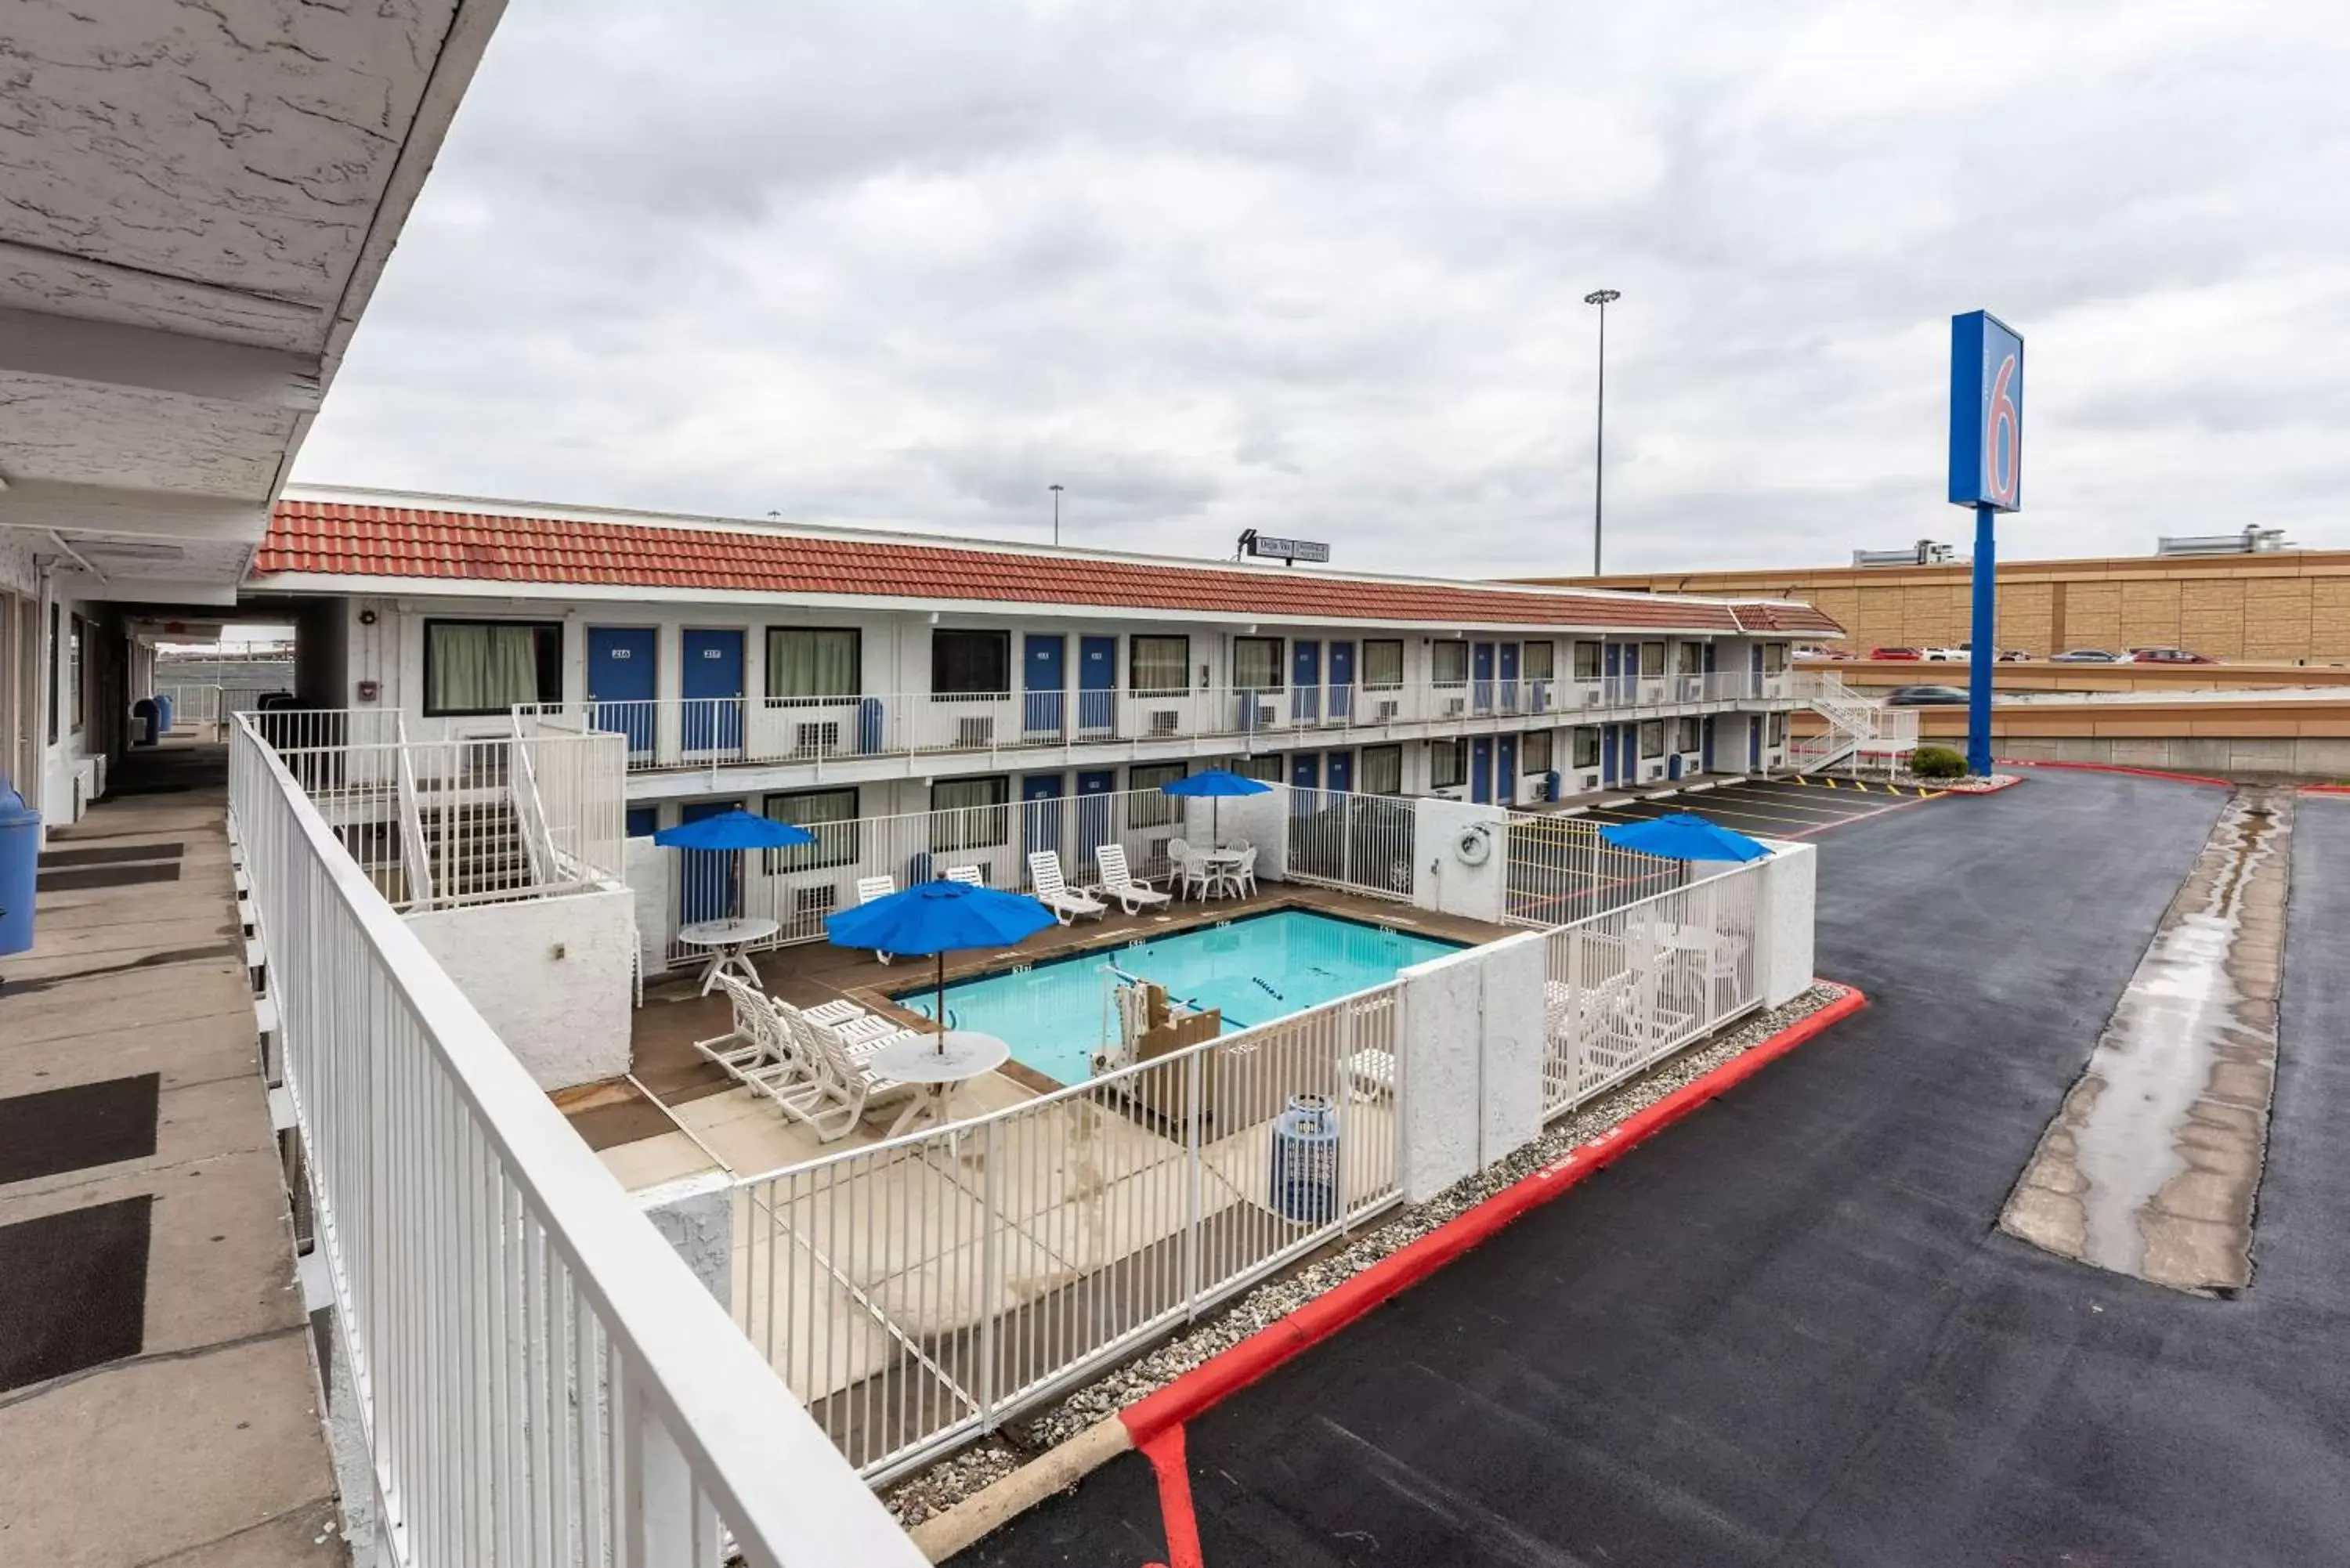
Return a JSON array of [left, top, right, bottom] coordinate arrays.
[[1948, 309, 2023, 511]]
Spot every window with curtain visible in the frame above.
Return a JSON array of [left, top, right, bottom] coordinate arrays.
[[1764, 642, 1788, 674], [1130, 634, 1189, 694], [766, 628, 860, 701], [1676, 717, 1700, 752], [931, 775, 1010, 850], [762, 788, 858, 871], [1130, 761, 1188, 826], [1360, 744, 1403, 795], [1431, 641, 1470, 685], [1231, 636, 1283, 691], [1639, 642, 1665, 677], [1522, 730, 1553, 773], [1234, 753, 1285, 783], [1677, 641, 1704, 674], [1522, 641, 1556, 680], [1573, 727, 1600, 768], [1361, 639, 1405, 688], [1573, 641, 1601, 679], [424, 620, 560, 717], [1640, 720, 1665, 757], [931, 630, 1010, 695], [1769, 712, 1788, 745], [1430, 738, 1466, 788]]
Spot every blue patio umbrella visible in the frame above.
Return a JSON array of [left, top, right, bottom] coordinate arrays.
[[826, 879, 1056, 1047], [653, 809, 815, 919], [1598, 812, 1770, 863], [1159, 767, 1272, 843]]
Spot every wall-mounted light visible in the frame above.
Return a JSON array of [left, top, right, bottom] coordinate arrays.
[[358, 609, 378, 626]]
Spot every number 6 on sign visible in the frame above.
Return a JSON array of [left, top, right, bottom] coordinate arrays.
[[1948, 309, 2024, 513]]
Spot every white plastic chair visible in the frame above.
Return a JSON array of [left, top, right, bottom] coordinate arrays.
[[944, 865, 985, 887], [1230, 845, 1259, 898], [1026, 850, 1108, 923], [1166, 837, 1210, 900], [1090, 843, 1172, 914], [856, 874, 897, 963], [779, 1009, 920, 1142]]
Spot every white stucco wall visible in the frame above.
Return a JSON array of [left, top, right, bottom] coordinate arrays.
[[406, 886, 637, 1089], [1210, 788, 1289, 877], [638, 1172, 733, 1310], [1411, 797, 1509, 924], [1477, 931, 1549, 1164], [1395, 946, 1485, 1203], [624, 835, 675, 975], [1755, 840, 1818, 1007]]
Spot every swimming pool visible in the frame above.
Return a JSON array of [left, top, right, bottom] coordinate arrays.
[[893, 909, 1465, 1085]]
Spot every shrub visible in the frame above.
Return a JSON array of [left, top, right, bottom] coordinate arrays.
[[1911, 745, 1967, 779]]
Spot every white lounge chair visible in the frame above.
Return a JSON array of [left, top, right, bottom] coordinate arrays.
[[779, 1009, 920, 1142], [1090, 844, 1171, 914], [856, 874, 897, 963], [694, 974, 783, 1076], [1026, 851, 1107, 924], [1347, 1046, 1397, 1100], [944, 865, 985, 887]]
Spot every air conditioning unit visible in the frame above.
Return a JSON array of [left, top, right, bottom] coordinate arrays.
[[1579, 688, 1600, 707], [1255, 703, 1280, 728], [1444, 698, 1467, 717], [1149, 710, 1180, 736], [1578, 771, 1600, 792], [1374, 699, 1401, 721], [956, 714, 995, 748], [794, 885, 838, 916], [795, 721, 841, 756]]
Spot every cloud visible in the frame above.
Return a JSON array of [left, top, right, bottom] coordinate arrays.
[[298, 0, 2350, 574]]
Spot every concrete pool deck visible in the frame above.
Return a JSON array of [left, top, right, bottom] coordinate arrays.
[[956, 766, 2350, 1567]]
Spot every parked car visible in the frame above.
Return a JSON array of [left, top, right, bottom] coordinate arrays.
[[1885, 685, 1971, 706], [2125, 646, 2218, 665], [1997, 649, 2033, 663], [1922, 646, 1969, 663], [2050, 649, 2121, 663], [1869, 646, 1923, 661], [1795, 645, 1854, 661]]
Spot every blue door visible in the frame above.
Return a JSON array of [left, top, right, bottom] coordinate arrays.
[[1497, 643, 1520, 714], [1021, 774, 1065, 868], [1327, 641, 1354, 721], [1292, 641, 1321, 723], [1702, 716, 1716, 771], [678, 798, 740, 923], [1075, 770, 1115, 875], [1078, 637, 1115, 735], [587, 627, 657, 759], [1470, 737, 1493, 802], [1496, 735, 1517, 804], [682, 630, 743, 755], [1291, 753, 1321, 791], [1750, 716, 1762, 767], [1603, 642, 1624, 705], [1602, 725, 1620, 786], [1472, 643, 1495, 711], [1325, 750, 1353, 792], [1024, 635, 1066, 738], [625, 806, 658, 839]]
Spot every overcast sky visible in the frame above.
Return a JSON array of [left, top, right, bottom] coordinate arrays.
[[295, 0, 2350, 578]]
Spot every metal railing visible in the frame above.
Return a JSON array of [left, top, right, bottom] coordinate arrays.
[[732, 984, 1401, 1480], [1789, 672, 1922, 774], [521, 671, 1796, 776], [661, 782, 1246, 965], [1502, 809, 1687, 926], [1285, 786, 1417, 900], [229, 715, 925, 1568], [1538, 858, 1765, 1118]]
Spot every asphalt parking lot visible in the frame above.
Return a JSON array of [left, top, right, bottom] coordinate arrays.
[[1573, 775, 1936, 838], [958, 769, 2350, 1567]]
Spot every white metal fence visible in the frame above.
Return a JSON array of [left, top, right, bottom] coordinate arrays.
[[1538, 858, 1764, 1117], [663, 782, 1220, 963], [229, 716, 924, 1568], [1285, 786, 1417, 900], [732, 985, 1401, 1479], [520, 669, 1796, 776], [1503, 809, 1687, 925]]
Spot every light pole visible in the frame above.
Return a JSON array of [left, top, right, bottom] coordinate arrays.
[[1583, 287, 1621, 577], [1048, 483, 1064, 547]]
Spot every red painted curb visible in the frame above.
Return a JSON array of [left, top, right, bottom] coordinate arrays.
[[1997, 758, 2234, 789], [1117, 984, 1871, 1446], [1137, 1424, 1203, 1568], [2299, 783, 2350, 797]]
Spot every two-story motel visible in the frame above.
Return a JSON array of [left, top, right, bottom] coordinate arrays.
[[246, 488, 1841, 833]]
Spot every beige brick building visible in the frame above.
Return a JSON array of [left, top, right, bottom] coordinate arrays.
[[1518, 551, 2350, 665]]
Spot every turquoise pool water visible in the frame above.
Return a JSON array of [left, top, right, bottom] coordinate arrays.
[[894, 909, 1464, 1085]]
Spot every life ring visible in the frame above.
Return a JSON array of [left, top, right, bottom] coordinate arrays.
[[1454, 828, 1491, 866]]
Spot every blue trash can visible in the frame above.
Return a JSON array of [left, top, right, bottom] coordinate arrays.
[[0, 779, 38, 958], [1269, 1093, 1340, 1225], [132, 697, 160, 746], [154, 691, 175, 734]]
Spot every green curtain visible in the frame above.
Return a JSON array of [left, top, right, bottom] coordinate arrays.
[[768, 630, 858, 699], [1130, 637, 1188, 693], [428, 623, 540, 712]]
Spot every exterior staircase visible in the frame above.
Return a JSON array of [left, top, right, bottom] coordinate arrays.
[[1790, 672, 1920, 775]]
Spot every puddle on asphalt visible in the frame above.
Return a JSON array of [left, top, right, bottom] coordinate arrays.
[[2000, 786, 2292, 1294]]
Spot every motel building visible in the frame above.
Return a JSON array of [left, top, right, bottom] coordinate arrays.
[[239, 487, 1841, 965]]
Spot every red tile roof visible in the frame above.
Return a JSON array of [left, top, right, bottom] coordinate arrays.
[[255, 500, 1843, 636]]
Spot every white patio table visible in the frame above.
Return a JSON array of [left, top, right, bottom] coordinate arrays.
[[676, 915, 779, 997], [870, 1030, 1011, 1138]]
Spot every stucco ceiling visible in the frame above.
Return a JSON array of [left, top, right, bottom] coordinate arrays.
[[0, 0, 506, 602]]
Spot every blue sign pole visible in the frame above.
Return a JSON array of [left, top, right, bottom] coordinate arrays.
[[1948, 309, 2023, 777], [1969, 504, 1997, 775]]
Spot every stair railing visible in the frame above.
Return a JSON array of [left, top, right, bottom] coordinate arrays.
[[508, 729, 562, 891], [393, 713, 436, 912]]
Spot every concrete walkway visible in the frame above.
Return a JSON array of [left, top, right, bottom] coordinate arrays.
[[0, 742, 342, 1566]]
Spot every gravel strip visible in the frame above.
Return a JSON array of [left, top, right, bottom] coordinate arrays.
[[881, 980, 1853, 1528]]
